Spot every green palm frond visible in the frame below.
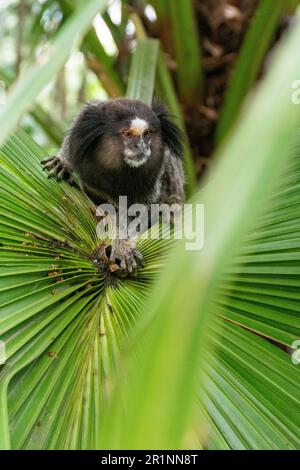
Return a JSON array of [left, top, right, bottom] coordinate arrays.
[[59, 0, 125, 98], [217, 0, 300, 142], [126, 39, 159, 105], [1, 120, 299, 450], [0, 129, 171, 449], [168, 0, 203, 104]]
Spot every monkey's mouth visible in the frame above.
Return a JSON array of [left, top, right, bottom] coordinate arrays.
[[124, 150, 150, 168]]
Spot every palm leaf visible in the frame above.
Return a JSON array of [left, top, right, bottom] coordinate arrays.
[[58, 0, 125, 97], [0, 129, 172, 449], [157, 0, 203, 105], [216, 0, 299, 142], [0, 68, 66, 146], [126, 39, 159, 105]]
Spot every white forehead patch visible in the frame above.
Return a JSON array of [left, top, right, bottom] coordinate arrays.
[[130, 117, 148, 134]]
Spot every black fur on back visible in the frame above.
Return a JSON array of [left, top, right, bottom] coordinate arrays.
[[152, 100, 184, 159]]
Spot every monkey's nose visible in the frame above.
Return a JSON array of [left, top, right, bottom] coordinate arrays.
[[136, 139, 147, 153]]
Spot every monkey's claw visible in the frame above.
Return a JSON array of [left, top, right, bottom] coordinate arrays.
[[110, 239, 143, 275], [90, 240, 143, 277], [42, 156, 73, 182]]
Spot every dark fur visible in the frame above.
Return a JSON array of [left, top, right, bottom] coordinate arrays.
[[151, 100, 184, 158], [50, 98, 185, 206], [69, 103, 108, 163], [42, 98, 185, 274]]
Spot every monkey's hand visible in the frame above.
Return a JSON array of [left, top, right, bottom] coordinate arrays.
[[90, 239, 143, 276], [110, 238, 143, 275], [42, 155, 74, 183]]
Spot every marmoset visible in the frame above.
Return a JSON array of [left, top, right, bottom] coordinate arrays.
[[42, 98, 185, 274]]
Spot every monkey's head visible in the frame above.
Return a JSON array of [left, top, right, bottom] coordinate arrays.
[[70, 98, 183, 174]]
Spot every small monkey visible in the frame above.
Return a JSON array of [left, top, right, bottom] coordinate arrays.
[[43, 98, 185, 274]]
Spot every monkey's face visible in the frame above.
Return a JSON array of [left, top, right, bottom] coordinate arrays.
[[71, 98, 182, 179], [93, 99, 164, 172], [121, 117, 154, 168]]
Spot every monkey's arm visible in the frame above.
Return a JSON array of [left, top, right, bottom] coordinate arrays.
[[42, 133, 74, 182], [159, 150, 185, 206]]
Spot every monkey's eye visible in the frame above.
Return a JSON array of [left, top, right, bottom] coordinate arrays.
[[144, 129, 152, 137], [122, 130, 135, 138]]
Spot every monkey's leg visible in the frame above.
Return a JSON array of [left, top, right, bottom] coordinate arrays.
[[41, 155, 74, 183], [110, 238, 143, 275]]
